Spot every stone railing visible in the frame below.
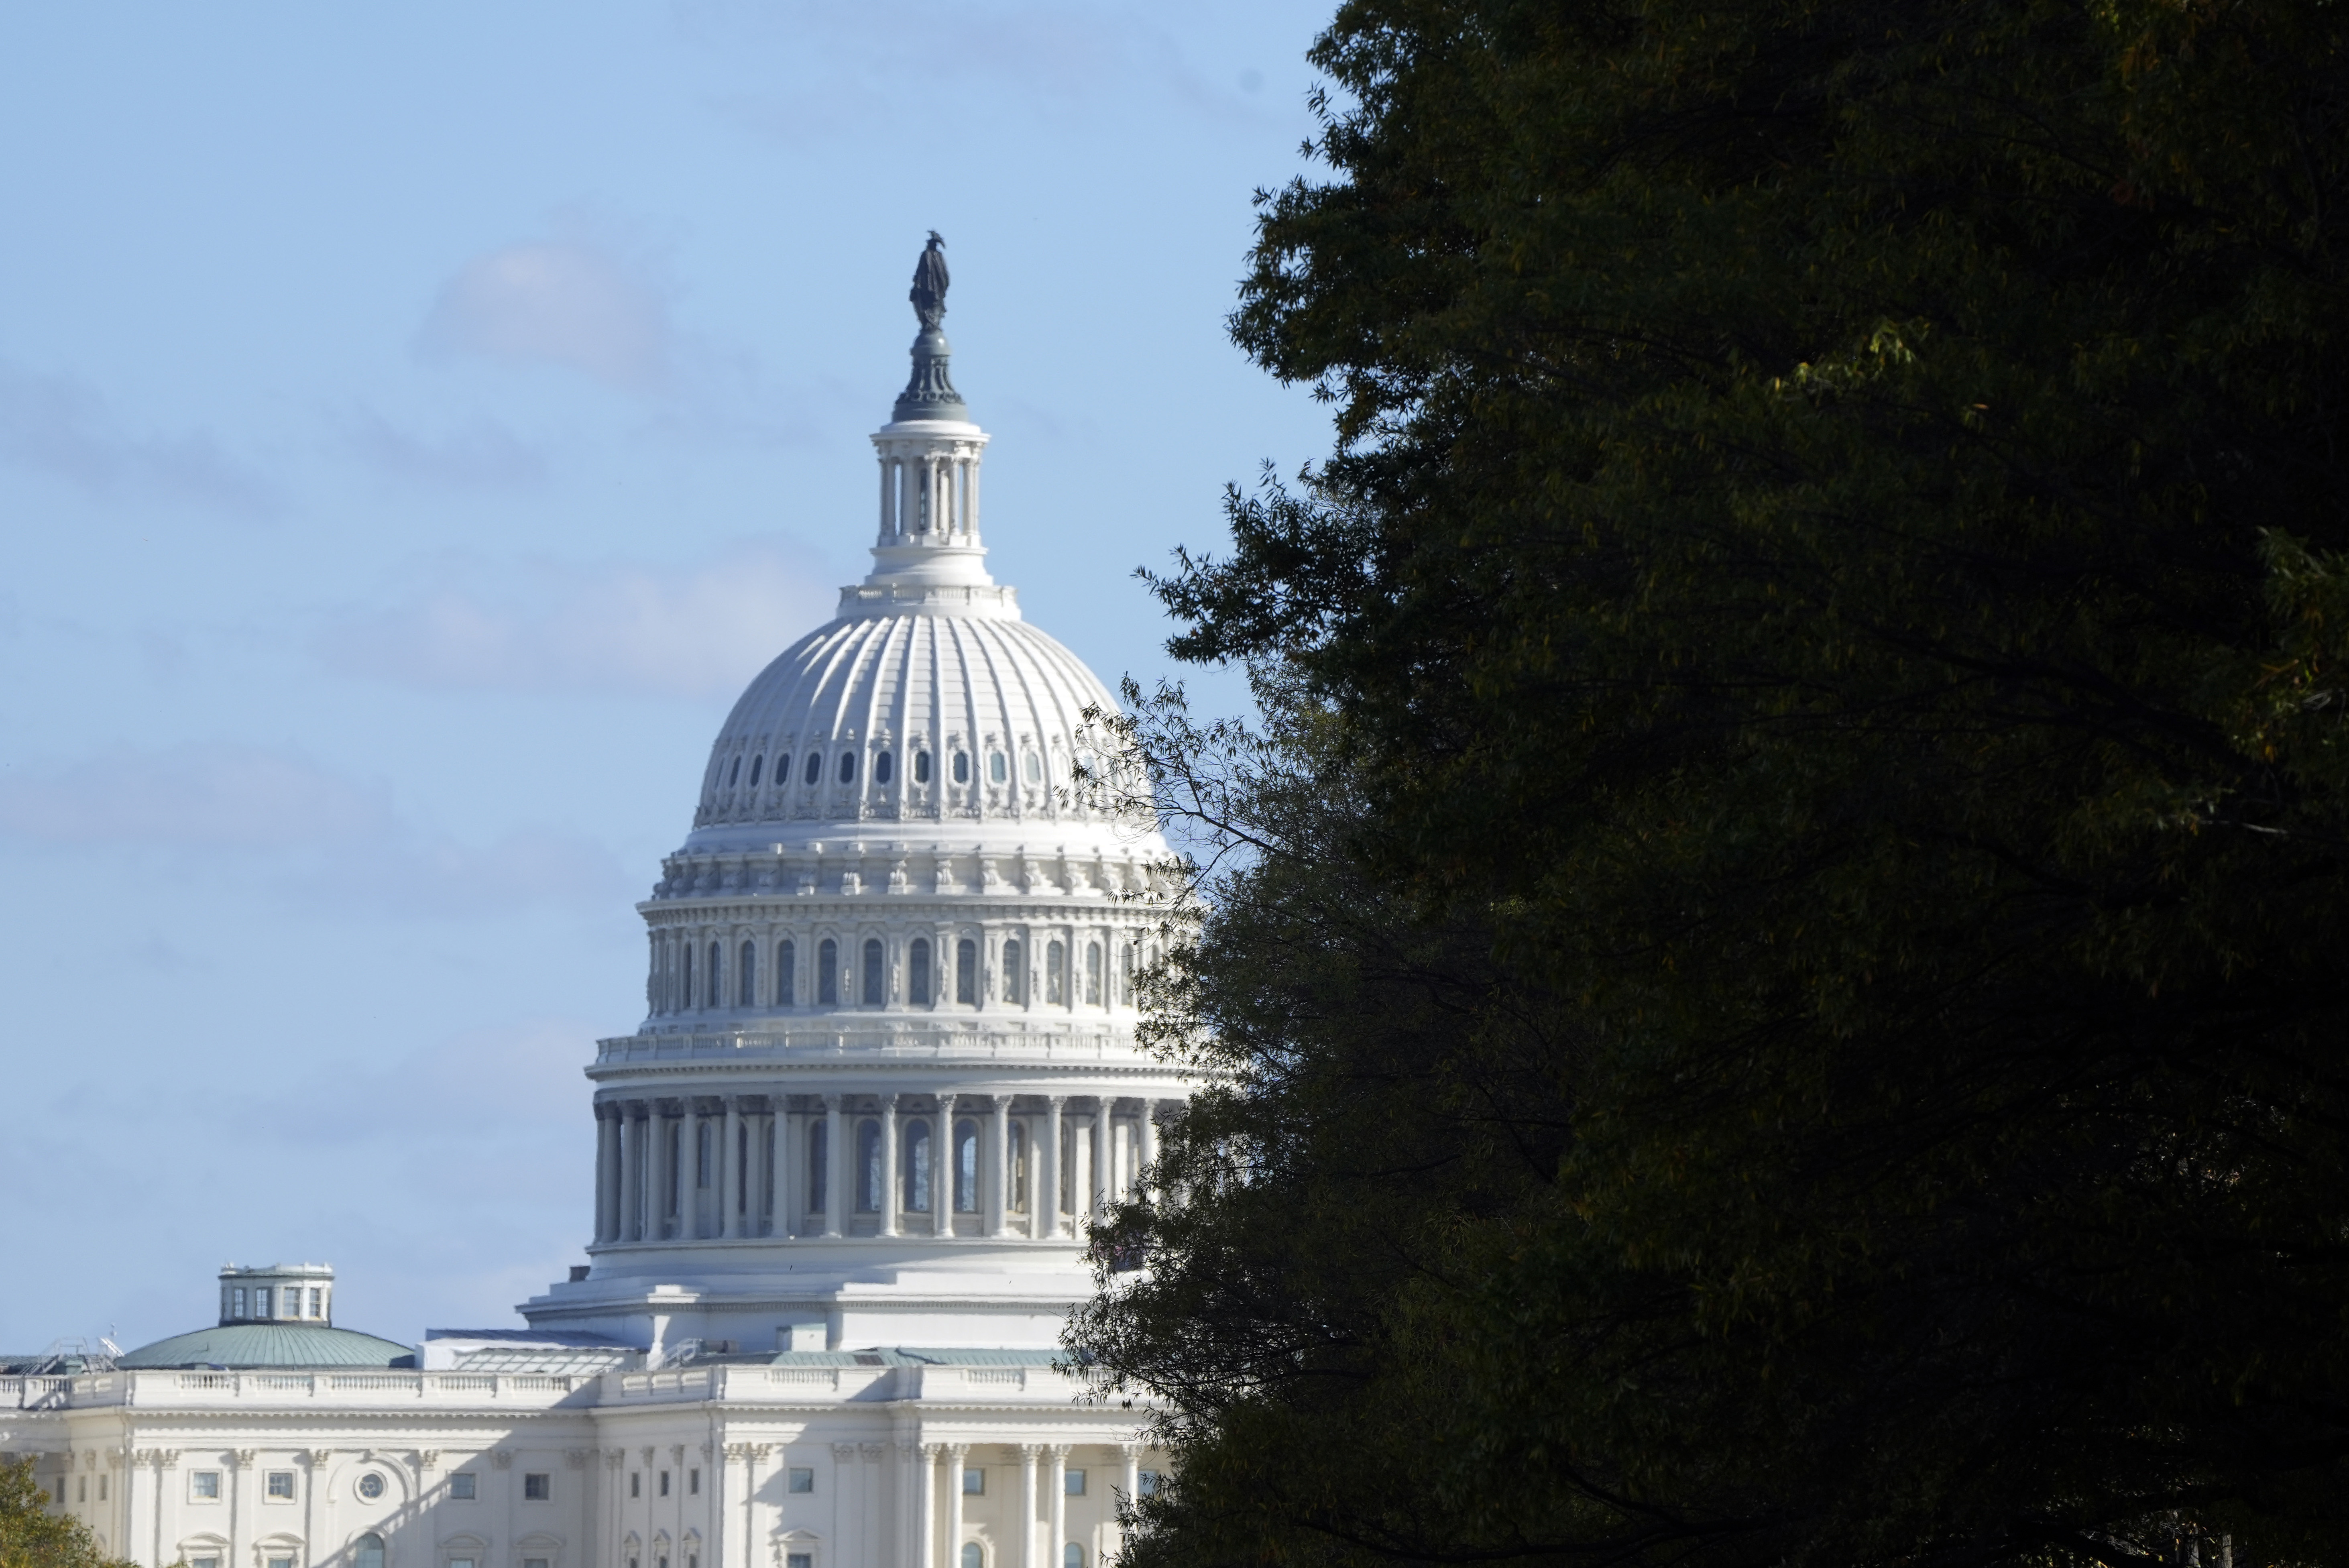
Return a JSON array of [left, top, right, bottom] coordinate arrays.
[[2, 1372, 592, 1409]]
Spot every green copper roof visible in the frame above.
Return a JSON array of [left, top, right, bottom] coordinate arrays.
[[117, 1323, 412, 1369]]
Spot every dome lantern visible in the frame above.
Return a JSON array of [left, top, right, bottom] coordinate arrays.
[[866, 232, 995, 599]]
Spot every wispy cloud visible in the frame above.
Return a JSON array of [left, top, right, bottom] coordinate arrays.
[[0, 741, 627, 916], [315, 540, 837, 699], [0, 742, 391, 847], [417, 234, 674, 391], [336, 407, 548, 491], [0, 359, 281, 518]]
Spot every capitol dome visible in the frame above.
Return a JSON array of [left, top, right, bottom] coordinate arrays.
[[525, 235, 1189, 1362]]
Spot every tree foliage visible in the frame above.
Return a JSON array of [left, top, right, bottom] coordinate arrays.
[[1068, 0, 2349, 1565], [0, 1459, 133, 1568]]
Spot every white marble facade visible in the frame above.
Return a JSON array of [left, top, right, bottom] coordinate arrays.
[[2, 267, 1179, 1568]]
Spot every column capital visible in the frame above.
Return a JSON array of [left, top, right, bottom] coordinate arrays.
[[944, 1442, 969, 1460], [833, 1444, 859, 1462], [822, 1091, 845, 1110]]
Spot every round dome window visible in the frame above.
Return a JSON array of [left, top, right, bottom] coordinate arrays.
[[357, 1473, 386, 1501]]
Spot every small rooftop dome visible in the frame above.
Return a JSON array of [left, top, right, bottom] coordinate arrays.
[[116, 1261, 411, 1370]]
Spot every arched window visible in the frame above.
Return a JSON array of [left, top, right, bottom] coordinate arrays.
[[955, 1119, 979, 1212], [856, 1119, 881, 1212], [1024, 750, 1042, 784], [682, 943, 696, 1008], [1009, 1121, 1029, 1210], [777, 939, 796, 1006], [808, 1116, 828, 1214], [908, 938, 931, 1006], [914, 750, 932, 784], [1064, 1546, 1084, 1568], [988, 751, 1008, 784], [776, 753, 791, 786], [953, 751, 970, 784], [875, 751, 894, 785], [739, 941, 757, 1007], [956, 939, 977, 1004], [707, 941, 723, 1008], [1047, 941, 1067, 1005], [963, 1546, 984, 1568], [862, 939, 884, 1005], [804, 753, 822, 786], [356, 1537, 385, 1568], [1002, 939, 1024, 1005], [818, 939, 839, 1005], [1085, 941, 1103, 1005], [728, 755, 741, 786], [749, 754, 763, 788], [838, 751, 857, 784], [904, 1119, 932, 1213]]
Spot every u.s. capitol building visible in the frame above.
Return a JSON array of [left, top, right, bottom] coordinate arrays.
[[2, 239, 1183, 1568]]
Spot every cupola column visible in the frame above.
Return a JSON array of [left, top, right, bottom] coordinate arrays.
[[822, 1095, 845, 1238], [722, 1096, 745, 1239], [1040, 1097, 1065, 1240], [594, 1106, 617, 1243], [621, 1104, 644, 1242], [988, 1095, 1012, 1237], [879, 1094, 902, 1238]]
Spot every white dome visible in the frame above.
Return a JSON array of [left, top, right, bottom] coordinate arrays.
[[685, 588, 1128, 855]]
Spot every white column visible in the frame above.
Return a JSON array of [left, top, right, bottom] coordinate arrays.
[[594, 1107, 617, 1242], [1137, 1101, 1159, 1201], [1041, 1097, 1065, 1239], [679, 1100, 703, 1238], [823, 1094, 845, 1238], [988, 1096, 1012, 1237], [1119, 1446, 1140, 1548], [722, 1097, 744, 1239], [655, 1106, 677, 1240], [879, 1094, 902, 1238], [879, 456, 894, 537], [769, 1094, 790, 1238], [620, 1106, 643, 1241], [914, 1444, 937, 1568], [969, 454, 981, 539], [1088, 1104, 1107, 1223], [935, 1093, 957, 1236], [943, 1444, 967, 1568], [1019, 1446, 1039, 1568], [1046, 1446, 1069, 1568]]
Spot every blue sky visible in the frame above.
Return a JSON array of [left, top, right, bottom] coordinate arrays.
[[0, 1, 1335, 1353]]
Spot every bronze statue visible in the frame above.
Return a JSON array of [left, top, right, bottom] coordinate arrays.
[[911, 232, 949, 328]]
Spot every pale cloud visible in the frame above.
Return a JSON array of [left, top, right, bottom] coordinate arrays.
[[315, 541, 837, 699], [337, 407, 547, 491], [0, 358, 280, 518], [0, 742, 391, 847], [0, 741, 627, 916], [416, 237, 673, 390]]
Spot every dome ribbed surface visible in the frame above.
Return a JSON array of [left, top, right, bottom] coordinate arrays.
[[687, 609, 1123, 847], [117, 1323, 412, 1368]]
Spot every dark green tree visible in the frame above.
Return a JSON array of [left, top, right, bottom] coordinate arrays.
[[1069, 0, 2349, 1565], [0, 1459, 137, 1568]]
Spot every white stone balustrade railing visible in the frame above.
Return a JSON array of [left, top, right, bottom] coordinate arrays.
[[2, 1372, 589, 1409]]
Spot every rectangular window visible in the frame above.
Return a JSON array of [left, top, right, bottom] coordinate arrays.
[[630, 1473, 641, 1499], [1064, 1469, 1086, 1497], [788, 1555, 813, 1568], [193, 1557, 222, 1568], [1137, 1470, 1160, 1497], [787, 1468, 814, 1495], [448, 1473, 476, 1501], [232, 1287, 247, 1318], [523, 1473, 550, 1501], [98, 1477, 108, 1503], [310, 1287, 325, 1318], [256, 1286, 273, 1317], [76, 1476, 86, 1503], [269, 1557, 295, 1568], [961, 1468, 983, 1495], [525, 1559, 550, 1568], [659, 1470, 671, 1497], [688, 1468, 700, 1496], [266, 1470, 295, 1500], [451, 1558, 477, 1568], [191, 1471, 222, 1500], [51, 1478, 65, 1505]]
